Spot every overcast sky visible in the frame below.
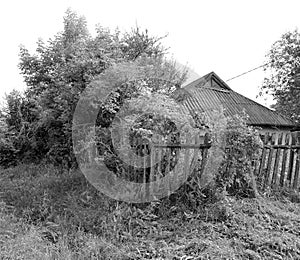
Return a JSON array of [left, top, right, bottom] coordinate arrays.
[[1, 0, 299, 107]]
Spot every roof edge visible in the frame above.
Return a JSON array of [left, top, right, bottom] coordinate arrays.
[[231, 91, 295, 126]]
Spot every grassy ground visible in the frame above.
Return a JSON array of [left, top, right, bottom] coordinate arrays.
[[1, 164, 300, 259]]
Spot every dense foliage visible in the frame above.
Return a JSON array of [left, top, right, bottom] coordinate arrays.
[[261, 29, 300, 123], [217, 114, 263, 198], [164, 110, 263, 209], [0, 9, 186, 168]]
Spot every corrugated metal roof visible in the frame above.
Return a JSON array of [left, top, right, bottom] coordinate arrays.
[[175, 72, 295, 128]]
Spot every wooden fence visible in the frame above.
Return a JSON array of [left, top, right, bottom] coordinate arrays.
[[118, 131, 300, 192], [254, 131, 300, 190], [121, 133, 211, 186]]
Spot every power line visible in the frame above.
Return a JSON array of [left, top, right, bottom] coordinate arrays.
[[227, 50, 300, 82], [226, 61, 272, 82]]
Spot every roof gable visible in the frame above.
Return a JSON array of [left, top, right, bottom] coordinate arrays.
[[187, 72, 232, 91]]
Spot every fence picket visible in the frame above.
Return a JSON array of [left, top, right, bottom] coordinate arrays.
[[268, 133, 278, 185], [149, 145, 155, 196], [183, 133, 192, 192], [265, 133, 275, 187], [272, 133, 281, 186], [285, 133, 293, 187], [290, 152, 297, 188], [289, 134, 297, 188], [191, 134, 201, 174], [156, 138, 162, 180], [258, 133, 269, 186], [143, 143, 147, 185], [254, 157, 261, 177], [279, 133, 288, 186]]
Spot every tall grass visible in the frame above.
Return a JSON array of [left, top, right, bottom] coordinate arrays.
[[1, 164, 300, 259]]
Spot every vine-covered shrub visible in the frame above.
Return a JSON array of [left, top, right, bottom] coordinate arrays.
[[216, 114, 263, 198], [95, 89, 196, 183], [175, 110, 263, 207]]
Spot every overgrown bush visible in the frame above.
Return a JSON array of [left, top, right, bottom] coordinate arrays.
[[0, 115, 18, 168], [175, 110, 263, 207], [217, 113, 263, 198]]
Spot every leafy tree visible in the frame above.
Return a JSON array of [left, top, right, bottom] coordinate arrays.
[[261, 29, 300, 123], [2, 9, 186, 167], [120, 27, 167, 60]]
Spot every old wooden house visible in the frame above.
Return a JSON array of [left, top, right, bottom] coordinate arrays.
[[174, 71, 295, 134], [173, 72, 300, 189]]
